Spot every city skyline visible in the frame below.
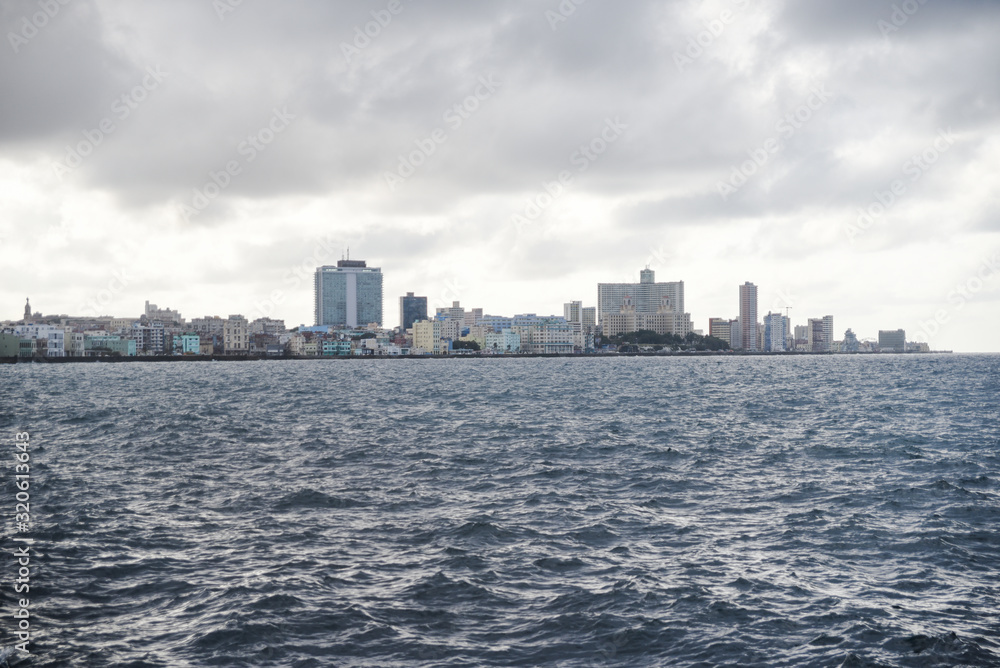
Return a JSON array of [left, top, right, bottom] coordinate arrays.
[[8, 265, 923, 351], [1, 2, 998, 352]]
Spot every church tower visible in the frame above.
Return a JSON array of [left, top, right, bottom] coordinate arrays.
[[23, 298, 30, 322]]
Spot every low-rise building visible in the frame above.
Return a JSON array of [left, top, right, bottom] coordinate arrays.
[[85, 335, 137, 356]]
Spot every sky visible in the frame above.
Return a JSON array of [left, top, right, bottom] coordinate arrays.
[[1, 0, 998, 351]]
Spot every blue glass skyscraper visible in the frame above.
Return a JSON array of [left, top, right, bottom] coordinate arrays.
[[314, 260, 383, 327]]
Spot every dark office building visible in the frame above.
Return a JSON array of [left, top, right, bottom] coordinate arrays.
[[399, 292, 428, 331]]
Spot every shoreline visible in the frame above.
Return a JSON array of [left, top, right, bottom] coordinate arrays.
[[0, 350, 955, 364]]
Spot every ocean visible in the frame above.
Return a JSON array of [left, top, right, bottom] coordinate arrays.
[[2, 354, 999, 666]]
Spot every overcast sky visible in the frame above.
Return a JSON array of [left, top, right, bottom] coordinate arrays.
[[1, 0, 998, 351]]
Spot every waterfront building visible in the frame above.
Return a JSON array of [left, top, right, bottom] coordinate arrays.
[[739, 282, 758, 351], [413, 320, 443, 354], [822, 316, 834, 351], [314, 259, 383, 328], [602, 295, 694, 338], [131, 322, 165, 355], [878, 329, 906, 352], [84, 335, 136, 356], [598, 269, 687, 324], [172, 334, 200, 355], [763, 312, 786, 352], [399, 292, 427, 331], [709, 318, 731, 345], [13, 324, 66, 357], [807, 318, 825, 352], [65, 330, 85, 356], [525, 319, 574, 354], [223, 315, 248, 355], [0, 332, 21, 357], [843, 329, 859, 353]]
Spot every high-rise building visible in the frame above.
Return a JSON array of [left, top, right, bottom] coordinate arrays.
[[582, 307, 596, 329], [739, 282, 758, 351], [598, 269, 686, 320], [597, 268, 692, 335], [807, 318, 827, 352], [878, 329, 906, 352], [763, 312, 786, 352], [822, 316, 834, 351], [564, 301, 582, 324], [399, 292, 427, 331], [314, 259, 383, 328]]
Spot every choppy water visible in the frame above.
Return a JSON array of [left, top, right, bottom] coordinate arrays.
[[2, 355, 1000, 666]]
